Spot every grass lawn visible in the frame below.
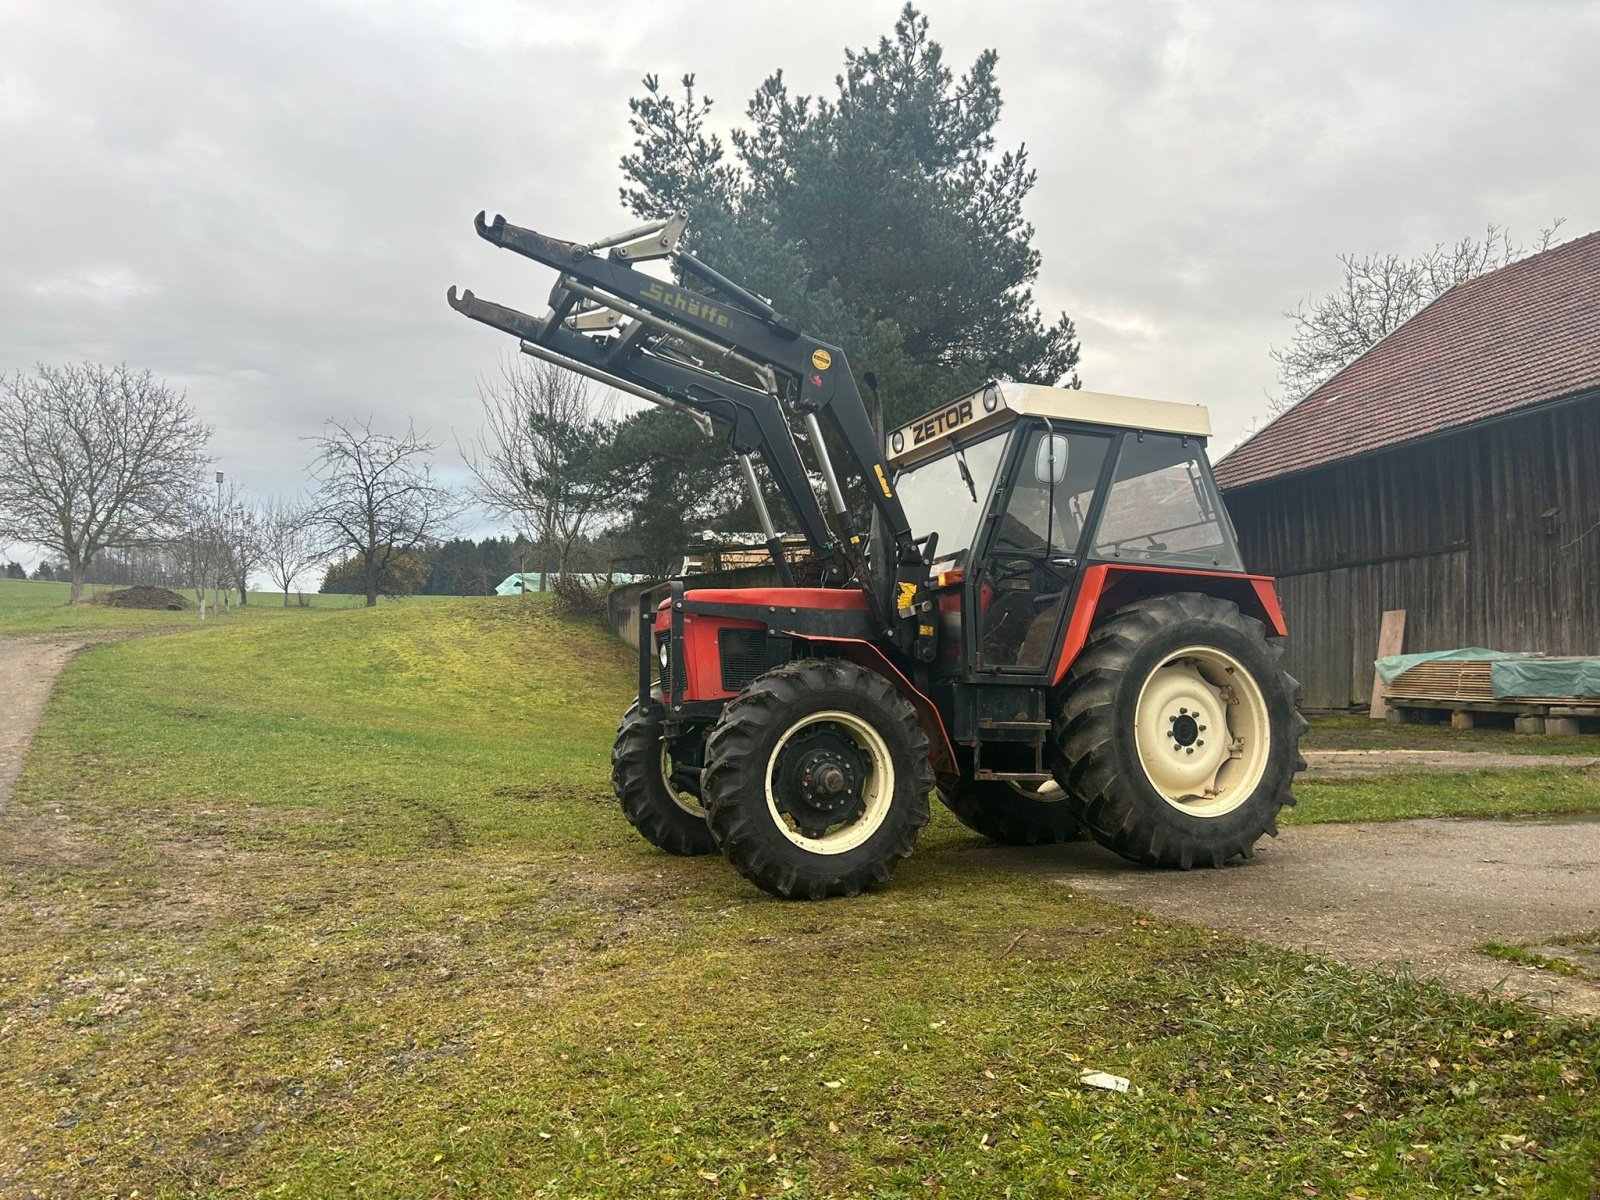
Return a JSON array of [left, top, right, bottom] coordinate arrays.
[[0, 576, 463, 636], [1296, 713, 1600, 825], [1305, 712, 1600, 756], [2, 600, 1597, 1197], [1290, 768, 1600, 825]]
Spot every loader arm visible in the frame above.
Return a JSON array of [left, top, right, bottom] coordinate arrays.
[[447, 285, 841, 583], [449, 210, 931, 654]]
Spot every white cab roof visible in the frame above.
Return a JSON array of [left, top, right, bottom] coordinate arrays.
[[887, 380, 1212, 467]]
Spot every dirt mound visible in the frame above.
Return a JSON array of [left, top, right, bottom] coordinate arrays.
[[92, 586, 192, 611]]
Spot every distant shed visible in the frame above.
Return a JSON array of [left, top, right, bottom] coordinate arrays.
[[1215, 231, 1600, 710]]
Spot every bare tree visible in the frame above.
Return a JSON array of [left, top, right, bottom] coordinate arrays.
[[258, 494, 323, 606], [217, 489, 263, 605], [463, 355, 616, 591], [0, 363, 211, 603], [1270, 220, 1567, 413], [306, 418, 458, 607]]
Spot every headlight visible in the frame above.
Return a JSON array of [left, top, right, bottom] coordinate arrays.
[[658, 640, 669, 671]]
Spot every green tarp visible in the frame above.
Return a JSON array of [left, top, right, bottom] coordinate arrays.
[[1491, 657, 1600, 699], [495, 573, 544, 595], [1375, 647, 1600, 699], [1372, 647, 1523, 685]]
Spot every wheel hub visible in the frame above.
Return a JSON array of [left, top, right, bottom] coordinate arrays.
[[774, 727, 867, 838], [1133, 646, 1272, 819]]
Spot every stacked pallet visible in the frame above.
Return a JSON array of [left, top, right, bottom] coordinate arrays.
[[1385, 659, 1495, 703]]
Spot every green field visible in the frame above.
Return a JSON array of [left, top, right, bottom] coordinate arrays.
[[0, 576, 464, 635], [1, 598, 1597, 1197]]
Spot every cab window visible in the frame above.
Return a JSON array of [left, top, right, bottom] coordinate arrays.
[[991, 428, 1112, 557], [1092, 434, 1241, 569]]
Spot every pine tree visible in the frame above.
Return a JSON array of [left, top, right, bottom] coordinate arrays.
[[620, 4, 1078, 419], [610, 5, 1080, 555]]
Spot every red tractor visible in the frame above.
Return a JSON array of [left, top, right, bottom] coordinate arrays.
[[451, 210, 1305, 899]]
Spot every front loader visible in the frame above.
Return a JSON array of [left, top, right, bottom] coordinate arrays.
[[450, 209, 1305, 899]]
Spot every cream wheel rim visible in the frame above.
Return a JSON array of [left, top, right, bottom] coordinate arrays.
[[1133, 645, 1270, 818], [764, 709, 894, 854], [658, 744, 705, 816]]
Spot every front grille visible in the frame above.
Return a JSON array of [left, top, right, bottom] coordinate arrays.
[[718, 627, 770, 693]]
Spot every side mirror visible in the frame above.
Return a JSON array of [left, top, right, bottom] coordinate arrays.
[[1034, 433, 1069, 485]]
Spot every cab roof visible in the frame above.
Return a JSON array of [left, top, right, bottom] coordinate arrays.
[[887, 380, 1212, 468]]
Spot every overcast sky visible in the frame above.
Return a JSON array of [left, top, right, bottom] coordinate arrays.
[[3, 0, 1598, 563]]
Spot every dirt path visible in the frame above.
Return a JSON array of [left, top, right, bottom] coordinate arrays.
[[0, 637, 92, 809], [1305, 748, 1600, 777], [990, 815, 1600, 1014]]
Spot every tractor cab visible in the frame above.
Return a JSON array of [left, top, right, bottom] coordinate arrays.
[[889, 381, 1242, 680]]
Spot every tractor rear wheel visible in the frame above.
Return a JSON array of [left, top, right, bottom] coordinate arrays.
[[1056, 593, 1305, 868], [611, 703, 717, 856], [938, 775, 1088, 845], [702, 659, 933, 899]]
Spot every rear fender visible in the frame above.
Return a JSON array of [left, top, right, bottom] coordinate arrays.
[[1051, 565, 1288, 686]]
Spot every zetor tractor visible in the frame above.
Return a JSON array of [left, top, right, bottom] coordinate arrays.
[[450, 209, 1305, 900]]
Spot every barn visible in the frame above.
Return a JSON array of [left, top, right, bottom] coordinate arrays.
[[1215, 231, 1600, 711]]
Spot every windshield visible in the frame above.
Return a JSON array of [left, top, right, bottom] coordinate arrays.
[[893, 432, 1008, 568]]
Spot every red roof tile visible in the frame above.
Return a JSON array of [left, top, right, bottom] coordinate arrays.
[[1216, 229, 1600, 491]]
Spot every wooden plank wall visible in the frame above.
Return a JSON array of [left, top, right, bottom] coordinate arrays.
[[1224, 396, 1600, 709]]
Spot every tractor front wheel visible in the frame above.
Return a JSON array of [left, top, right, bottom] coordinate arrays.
[[702, 659, 933, 899], [1056, 593, 1305, 869], [611, 703, 717, 856]]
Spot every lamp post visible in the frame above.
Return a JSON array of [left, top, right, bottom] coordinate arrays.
[[214, 470, 224, 616]]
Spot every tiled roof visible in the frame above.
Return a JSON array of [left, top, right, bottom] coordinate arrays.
[[1216, 230, 1600, 491]]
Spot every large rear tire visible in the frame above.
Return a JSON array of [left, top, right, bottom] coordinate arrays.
[[938, 775, 1089, 845], [1056, 593, 1305, 868], [702, 659, 933, 899], [611, 703, 717, 856]]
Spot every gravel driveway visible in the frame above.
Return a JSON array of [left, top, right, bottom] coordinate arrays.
[[988, 815, 1600, 1014]]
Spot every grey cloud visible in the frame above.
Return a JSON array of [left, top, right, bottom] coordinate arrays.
[[1, 0, 1596, 555]]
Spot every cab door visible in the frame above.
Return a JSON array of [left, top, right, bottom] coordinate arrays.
[[974, 427, 1113, 673]]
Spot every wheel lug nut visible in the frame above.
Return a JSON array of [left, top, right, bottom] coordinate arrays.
[[1186, 748, 1194, 755]]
